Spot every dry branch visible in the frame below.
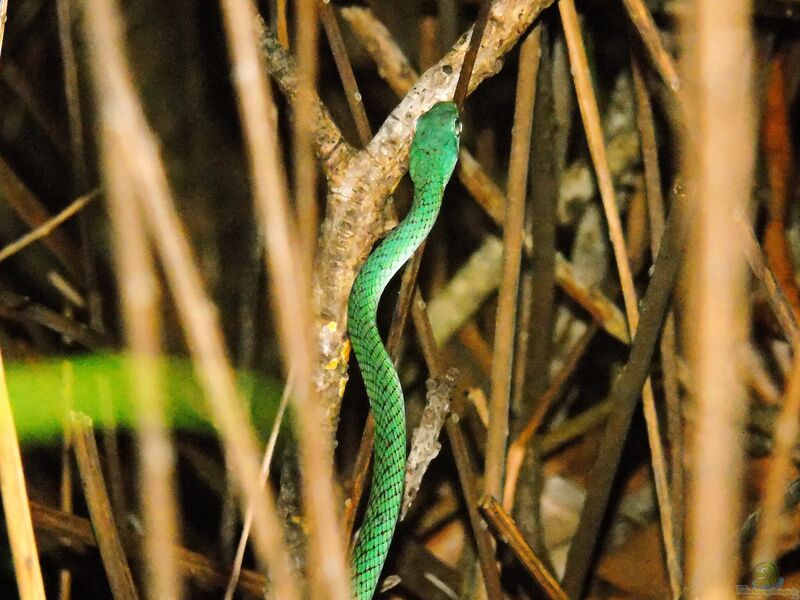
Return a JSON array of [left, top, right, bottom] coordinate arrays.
[[261, 0, 557, 433]]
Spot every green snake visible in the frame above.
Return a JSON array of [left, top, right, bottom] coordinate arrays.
[[347, 101, 461, 599]]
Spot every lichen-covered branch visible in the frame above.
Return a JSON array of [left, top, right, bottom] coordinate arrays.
[[401, 368, 458, 520], [293, 0, 555, 433], [257, 20, 353, 178]]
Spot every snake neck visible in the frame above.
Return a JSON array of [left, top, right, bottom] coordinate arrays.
[[350, 177, 447, 317]]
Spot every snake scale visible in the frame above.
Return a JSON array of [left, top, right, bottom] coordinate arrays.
[[347, 101, 461, 599]]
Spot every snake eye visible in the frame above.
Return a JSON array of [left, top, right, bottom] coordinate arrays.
[[454, 116, 462, 135]]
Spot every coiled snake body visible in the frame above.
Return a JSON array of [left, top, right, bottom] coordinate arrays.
[[347, 101, 461, 599]]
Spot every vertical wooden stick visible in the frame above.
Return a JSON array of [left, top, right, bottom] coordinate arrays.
[[0, 347, 46, 600], [685, 0, 755, 596]]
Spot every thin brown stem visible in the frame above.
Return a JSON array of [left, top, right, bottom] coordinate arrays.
[[485, 28, 540, 501], [319, 2, 371, 144], [620, 0, 681, 92], [0, 189, 100, 264], [293, 0, 320, 273], [632, 53, 686, 579], [562, 194, 690, 598], [504, 324, 596, 510], [224, 374, 293, 600], [276, 0, 288, 47], [0, 0, 7, 62], [480, 496, 568, 600], [59, 364, 75, 600], [71, 413, 139, 600], [447, 416, 504, 600], [409, 295, 503, 600], [0, 346, 46, 600], [453, 0, 491, 108], [559, 4, 679, 594]]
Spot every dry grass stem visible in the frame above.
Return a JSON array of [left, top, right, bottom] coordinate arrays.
[[71, 413, 139, 600], [0, 0, 7, 62], [752, 342, 800, 566], [0, 189, 100, 264], [293, 0, 320, 271], [0, 157, 83, 276], [0, 347, 46, 600], [559, 3, 680, 594], [633, 53, 686, 572], [485, 28, 540, 501], [224, 373, 293, 600], [31, 500, 270, 597], [620, 0, 681, 92], [99, 89, 181, 600], [222, 2, 349, 598], [684, 0, 755, 596], [82, 0, 302, 598], [59, 363, 75, 600], [480, 496, 568, 600]]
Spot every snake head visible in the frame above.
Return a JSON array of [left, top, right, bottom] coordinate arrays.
[[409, 101, 461, 187]]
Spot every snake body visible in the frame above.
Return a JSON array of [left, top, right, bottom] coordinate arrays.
[[348, 101, 461, 599]]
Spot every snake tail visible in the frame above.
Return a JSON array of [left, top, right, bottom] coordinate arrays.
[[347, 101, 461, 599]]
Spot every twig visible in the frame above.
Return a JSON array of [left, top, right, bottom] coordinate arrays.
[[57, 0, 103, 331], [504, 324, 597, 509], [561, 193, 690, 598], [684, 1, 755, 596], [293, 0, 320, 273], [485, 28, 540, 501], [480, 496, 568, 600], [97, 379, 127, 529], [559, 4, 680, 594], [393, 541, 463, 599], [423, 235, 629, 348], [762, 52, 800, 323], [30, 501, 270, 598], [752, 325, 800, 566], [447, 416, 504, 600], [257, 22, 353, 178], [275, 0, 288, 46], [409, 295, 503, 600], [101, 74, 180, 598], [319, 2, 371, 144], [632, 54, 685, 577], [0, 156, 83, 276], [620, 0, 681, 92], [516, 22, 556, 440], [0, 345, 46, 599], [0, 0, 7, 61], [736, 212, 800, 348], [0, 290, 109, 349], [59, 363, 75, 600], [71, 413, 139, 600], [224, 373, 293, 600], [0, 189, 100, 264], [82, 0, 302, 597], [538, 397, 616, 457], [453, 0, 491, 108]]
